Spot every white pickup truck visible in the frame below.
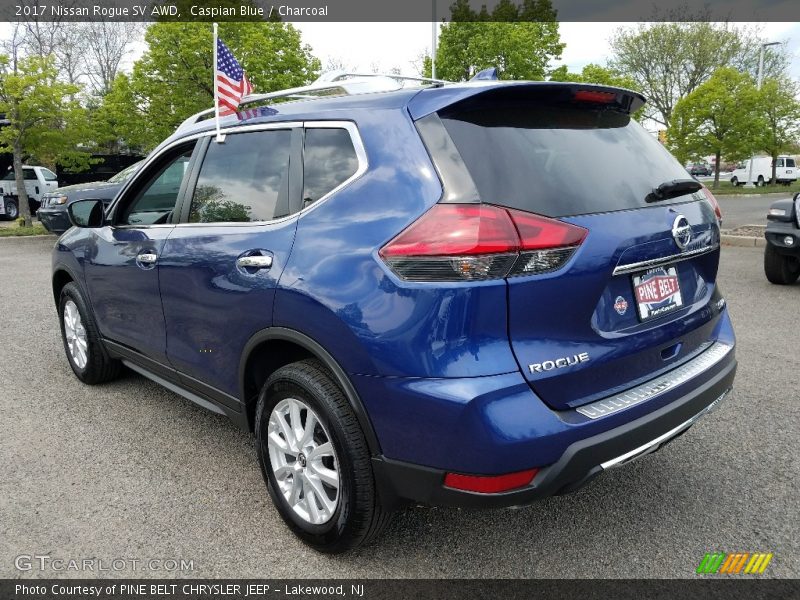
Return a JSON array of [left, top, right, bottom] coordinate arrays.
[[0, 165, 60, 220]]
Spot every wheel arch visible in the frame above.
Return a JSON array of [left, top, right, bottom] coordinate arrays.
[[52, 267, 76, 307], [239, 327, 382, 455]]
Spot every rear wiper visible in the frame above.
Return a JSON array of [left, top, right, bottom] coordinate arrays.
[[645, 178, 702, 203]]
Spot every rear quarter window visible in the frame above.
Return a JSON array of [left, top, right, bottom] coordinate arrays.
[[302, 128, 359, 208], [430, 105, 692, 217]]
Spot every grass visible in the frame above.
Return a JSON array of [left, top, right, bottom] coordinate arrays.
[[707, 179, 800, 196], [0, 221, 53, 237]]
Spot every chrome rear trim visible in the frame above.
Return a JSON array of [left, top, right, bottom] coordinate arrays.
[[576, 341, 733, 420], [600, 388, 731, 470], [612, 243, 719, 276]]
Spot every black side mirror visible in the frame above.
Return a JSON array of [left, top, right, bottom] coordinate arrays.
[[68, 199, 105, 228]]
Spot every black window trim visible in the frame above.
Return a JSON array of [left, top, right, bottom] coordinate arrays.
[[107, 120, 367, 228], [109, 140, 202, 228], [175, 120, 367, 227]]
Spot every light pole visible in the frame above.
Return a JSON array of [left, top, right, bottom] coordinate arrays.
[[431, 0, 437, 80], [744, 41, 780, 188]]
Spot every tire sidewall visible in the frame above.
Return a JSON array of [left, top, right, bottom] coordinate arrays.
[[255, 373, 356, 548]]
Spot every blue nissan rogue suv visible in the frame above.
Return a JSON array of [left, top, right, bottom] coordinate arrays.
[[52, 74, 736, 552]]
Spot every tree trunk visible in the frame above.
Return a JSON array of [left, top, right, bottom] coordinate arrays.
[[12, 138, 31, 227], [713, 151, 721, 189], [771, 154, 778, 186]]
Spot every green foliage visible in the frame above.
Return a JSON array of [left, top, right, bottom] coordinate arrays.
[[425, 0, 563, 81], [101, 22, 320, 151], [610, 22, 788, 127], [758, 77, 800, 170], [549, 63, 637, 90], [669, 68, 762, 188], [0, 54, 90, 225]]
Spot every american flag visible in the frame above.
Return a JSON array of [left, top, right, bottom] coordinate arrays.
[[216, 37, 253, 115]]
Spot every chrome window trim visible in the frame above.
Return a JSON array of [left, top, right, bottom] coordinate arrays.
[[575, 341, 733, 420], [612, 242, 719, 276], [110, 120, 367, 230]]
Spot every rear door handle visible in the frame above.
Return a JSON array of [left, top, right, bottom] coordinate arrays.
[[236, 255, 273, 270], [137, 252, 158, 265]]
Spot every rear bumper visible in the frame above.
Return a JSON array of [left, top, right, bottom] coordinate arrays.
[[372, 348, 736, 509]]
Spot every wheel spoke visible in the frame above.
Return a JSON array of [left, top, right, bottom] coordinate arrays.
[[308, 441, 332, 461], [304, 479, 322, 523], [267, 430, 292, 454], [273, 464, 293, 480], [289, 399, 304, 446], [299, 411, 317, 449], [305, 472, 336, 515], [288, 473, 302, 505], [273, 413, 296, 453], [310, 462, 339, 489]]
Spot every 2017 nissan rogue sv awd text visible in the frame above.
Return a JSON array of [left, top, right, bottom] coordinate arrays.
[[51, 74, 736, 552]]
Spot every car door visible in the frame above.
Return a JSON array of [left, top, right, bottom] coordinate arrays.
[[82, 141, 199, 364], [158, 125, 303, 404]]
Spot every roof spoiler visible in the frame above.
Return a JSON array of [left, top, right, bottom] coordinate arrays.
[[407, 82, 646, 120]]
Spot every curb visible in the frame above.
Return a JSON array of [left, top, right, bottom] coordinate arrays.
[[0, 234, 56, 241], [721, 234, 765, 248]]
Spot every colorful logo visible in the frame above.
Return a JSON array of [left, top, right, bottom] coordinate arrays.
[[613, 295, 628, 315], [696, 552, 773, 575]]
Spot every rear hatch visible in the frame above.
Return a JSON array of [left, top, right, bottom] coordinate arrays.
[[415, 84, 722, 411]]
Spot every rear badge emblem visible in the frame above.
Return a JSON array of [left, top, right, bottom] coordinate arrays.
[[614, 295, 628, 315], [672, 214, 692, 250]]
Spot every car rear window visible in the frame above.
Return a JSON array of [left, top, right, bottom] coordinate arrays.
[[435, 105, 692, 217]]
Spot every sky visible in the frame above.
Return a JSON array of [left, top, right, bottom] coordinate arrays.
[[289, 21, 800, 80], [1, 20, 799, 82]]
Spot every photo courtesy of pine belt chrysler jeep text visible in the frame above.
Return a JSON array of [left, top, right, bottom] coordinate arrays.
[[51, 73, 737, 553]]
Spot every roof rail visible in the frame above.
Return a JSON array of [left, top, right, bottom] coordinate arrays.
[[176, 71, 449, 134]]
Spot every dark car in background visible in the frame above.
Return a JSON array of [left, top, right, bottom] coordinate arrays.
[[687, 163, 712, 177], [38, 161, 143, 234], [764, 192, 800, 284]]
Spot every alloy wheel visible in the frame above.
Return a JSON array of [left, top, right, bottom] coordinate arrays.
[[267, 397, 340, 525], [63, 300, 88, 369]]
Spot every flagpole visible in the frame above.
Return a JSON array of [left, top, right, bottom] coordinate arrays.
[[213, 22, 224, 143]]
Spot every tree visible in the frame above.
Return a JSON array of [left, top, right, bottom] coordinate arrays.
[[668, 68, 762, 189], [610, 22, 788, 128], [425, 0, 564, 81], [757, 77, 800, 184], [0, 55, 86, 226], [83, 22, 144, 96], [117, 21, 320, 150]]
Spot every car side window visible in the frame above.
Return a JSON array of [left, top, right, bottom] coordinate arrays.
[[776, 159, 784, 167], [188, 130, 292, 223], [787, 159, 796, 168], [302, 128, 359, 208], [119, 148, 194, 226], [24, 169, 38, 180]]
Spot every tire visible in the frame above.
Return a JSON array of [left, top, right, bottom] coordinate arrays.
[[255, 359, 391, 553], [4, 198, 18, 220], [764, 244, 800, 285], [58, 282, 121, 383], [757, 175, 765, 187], [730, 177, 738, 187]]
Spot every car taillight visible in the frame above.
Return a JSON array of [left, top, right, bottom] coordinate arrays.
[[379, 204, 587, 281], [573, 90, 616, 104], [701, 185, 722, 223]]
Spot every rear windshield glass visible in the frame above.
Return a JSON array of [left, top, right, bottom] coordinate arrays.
[[438, 105, 691, 217]]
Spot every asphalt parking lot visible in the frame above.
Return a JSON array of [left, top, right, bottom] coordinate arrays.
[[0, 236, 797, 579]]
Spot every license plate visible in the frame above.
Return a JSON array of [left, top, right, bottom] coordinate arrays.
[[632, 265, 683, 321]]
